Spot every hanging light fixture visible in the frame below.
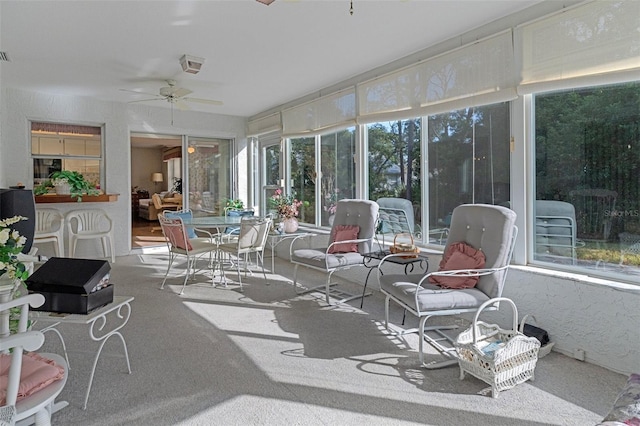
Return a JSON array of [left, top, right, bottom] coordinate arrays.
[[349, 0, 354, 15]]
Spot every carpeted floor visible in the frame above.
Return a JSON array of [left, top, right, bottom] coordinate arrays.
[[39, 252, 626, 426]]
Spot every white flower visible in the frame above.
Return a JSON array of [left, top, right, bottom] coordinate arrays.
[[0, 229, 9, 245]]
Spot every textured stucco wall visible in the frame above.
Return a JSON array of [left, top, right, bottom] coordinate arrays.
[[503, 268, 640, 376], [0, 87, 247, 256]]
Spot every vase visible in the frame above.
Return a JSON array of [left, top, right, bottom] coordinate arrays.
[[328, 214, 335, 227], [282, 217, 299, 233], [55, 182, 71, 195]]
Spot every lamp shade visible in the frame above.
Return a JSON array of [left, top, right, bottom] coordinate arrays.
[[151, 173, 164, 183]]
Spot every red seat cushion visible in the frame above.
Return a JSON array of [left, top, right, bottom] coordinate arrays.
[[429, 241, 486, 289], [328, 225, 360, 254]]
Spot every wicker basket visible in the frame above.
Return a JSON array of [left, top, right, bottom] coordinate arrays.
[[389, 233, 420, 258], [455, 297, 541, 398]]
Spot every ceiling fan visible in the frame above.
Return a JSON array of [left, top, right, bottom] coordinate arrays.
[[120, 79, 223, 111]]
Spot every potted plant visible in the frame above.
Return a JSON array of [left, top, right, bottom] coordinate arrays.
[[46, 170, 100, 201], [225, 198, 245, 210]]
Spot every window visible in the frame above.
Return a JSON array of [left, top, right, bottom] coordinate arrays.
[[534, 82, 640, 273], [288, 129, 356, 226], [31, 122, 103, 189], [290, 137, 316, 225], [263, 142, 281, 216], [366, 103, 510, 246], [367, 118, 421, 234], [427, 103, 511, 244], [320, 128, 356, 226]]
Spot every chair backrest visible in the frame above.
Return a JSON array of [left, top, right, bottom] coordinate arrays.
[[535, 200, 577, 258], [158, 213, 192, 251], [164, 209, 197, 239], [224, 208, 255, 234], [66, 209, 112, 234], [331, 199, 379, 253], [35, 208, 63, 235], [444, 204, 517, 299], [376, 197, 415, 234], [0, 294, 46, 408], [237, 216, 272, 251]]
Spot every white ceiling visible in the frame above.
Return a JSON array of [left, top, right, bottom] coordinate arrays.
[[0, 0, 542, 118]]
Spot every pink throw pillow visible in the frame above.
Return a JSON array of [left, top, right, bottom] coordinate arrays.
[[328, 225, 360, 254], [0, 352, 65, 405], [162, 218, 192, 250], [429, 241, 486, 289]]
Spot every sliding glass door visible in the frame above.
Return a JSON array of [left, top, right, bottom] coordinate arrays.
[[186, 137, 233, 217]]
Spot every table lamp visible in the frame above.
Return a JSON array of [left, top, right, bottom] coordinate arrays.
[[151, 172, 163, 193]]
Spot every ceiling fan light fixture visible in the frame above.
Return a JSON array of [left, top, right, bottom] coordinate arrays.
[[256, 0, 275, 5], [180, 54, 204, 74]]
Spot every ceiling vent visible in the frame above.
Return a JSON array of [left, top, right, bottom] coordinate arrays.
[[0, 52, 10, 62], [180, 54, 204, 74]]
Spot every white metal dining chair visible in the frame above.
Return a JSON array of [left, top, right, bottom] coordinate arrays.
[[158, 212, 219, 295], [217, 216, 272, 290], [33, 208, 65, 257], [66, 209, 115, 263]]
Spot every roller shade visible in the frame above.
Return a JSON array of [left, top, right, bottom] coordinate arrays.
[[247, 112, 282, 137], [516, 0, 640, 94], [357, 30, 517, 124], [282, 88, 356, 137]]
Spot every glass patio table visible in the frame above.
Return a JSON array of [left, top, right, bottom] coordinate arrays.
[[181, 215, 242, 230]]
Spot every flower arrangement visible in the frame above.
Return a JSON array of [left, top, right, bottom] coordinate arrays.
[[0, 216, 29, 283], [270, 189, 303, 219]]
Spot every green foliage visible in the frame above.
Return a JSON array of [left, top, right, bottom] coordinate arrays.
[[51, 170, 100, 201], [225, 198, 245, 209], [33, 179, 53, 195]]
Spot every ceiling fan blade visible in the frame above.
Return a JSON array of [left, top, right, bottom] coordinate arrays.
[[172, 87, 192, 98], [174, 100, 191, 111], [119, 88, 160, 97], [127, 98, 164, 104], [183, 97, 224, 106]]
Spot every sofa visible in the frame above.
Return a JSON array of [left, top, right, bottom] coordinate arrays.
[[138, 198, 158, 220], [138, 192, 181, 220]]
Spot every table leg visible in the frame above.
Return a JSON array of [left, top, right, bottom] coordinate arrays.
[[82, 301, 133, 410], [361, 264, 380, 309], [83, 331, 131, 409]]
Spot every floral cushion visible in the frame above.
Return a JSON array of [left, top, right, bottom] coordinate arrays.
[[429, 241, 486, 289], [328, 225, 360, 254], [599, 373, 640, 426], [0, 352, 65, 405]]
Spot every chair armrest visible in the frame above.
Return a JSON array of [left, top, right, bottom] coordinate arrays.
[[325, 237, 371, 254], [289, 233, 317, 257], [193, 227, 216, 243]]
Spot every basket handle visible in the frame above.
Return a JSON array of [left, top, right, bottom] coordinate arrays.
[[518, 314, 538, 333], [471, 297, 519, 344], [393, 233, 414, 246]]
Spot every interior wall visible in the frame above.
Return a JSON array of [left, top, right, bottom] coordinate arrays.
[[0, 87, 248, 255], [131, 146, 163, 194]]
